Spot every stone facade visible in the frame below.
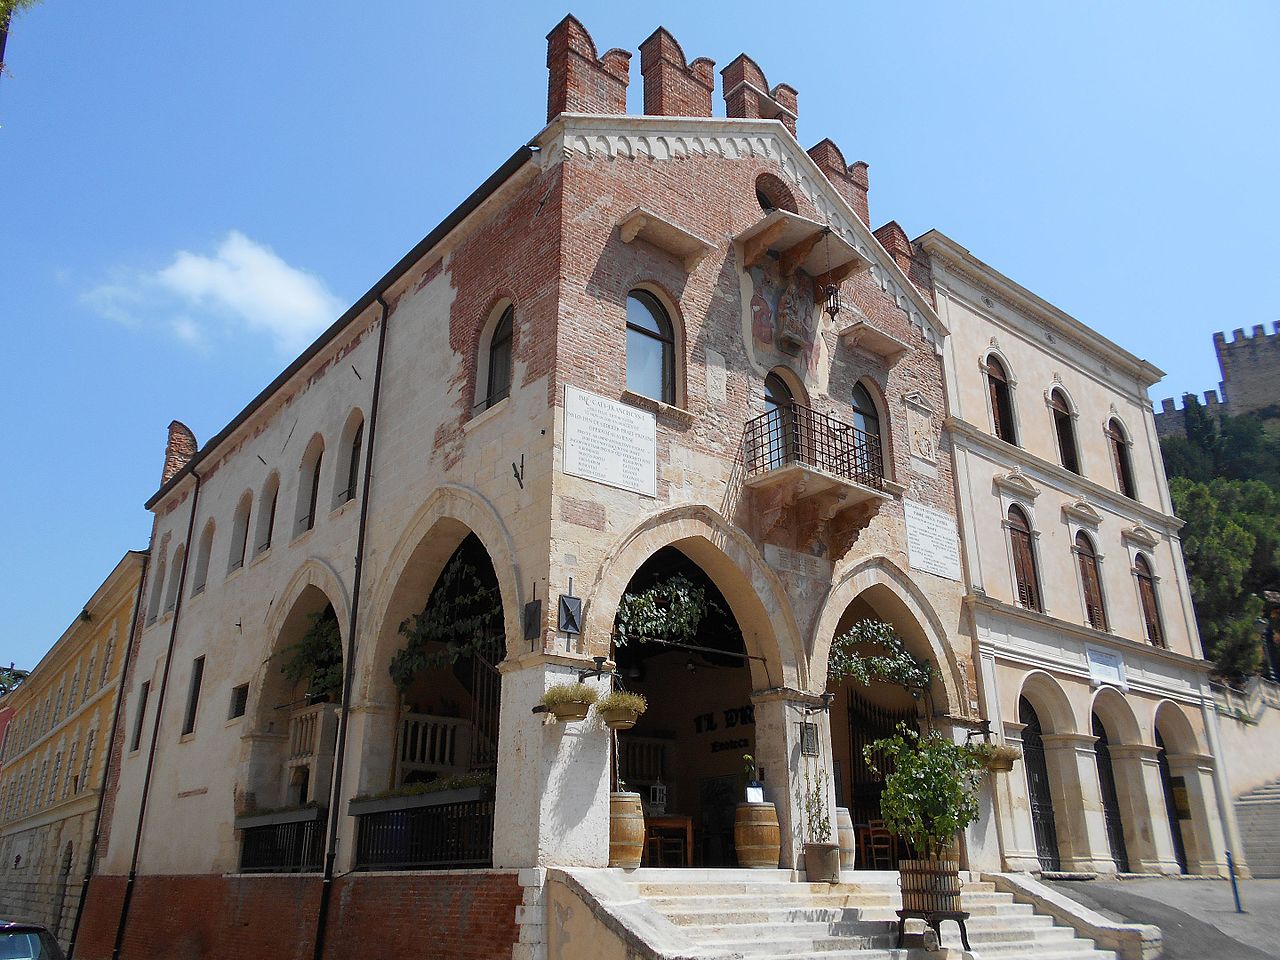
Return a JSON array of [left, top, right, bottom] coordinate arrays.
[[65, 14, 1233, 960], [1155, 321, 1280, 438], [0, 550, 145, 948]]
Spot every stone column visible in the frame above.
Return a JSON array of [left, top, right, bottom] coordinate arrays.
[[1040, 732, 1115, 873], [493, 653, 612, 869], [1106, 743, 1181, 875], [751, 689, 832, 870], [999, 721, 1044, 873], [332, 699, 396, 872], [1167, 753, 1230, 877]]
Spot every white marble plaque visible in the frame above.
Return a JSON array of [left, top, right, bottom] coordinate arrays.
[[563, 385, 657, 497], [903, 500, 962, 582], [1086, 646, 1127, 689]]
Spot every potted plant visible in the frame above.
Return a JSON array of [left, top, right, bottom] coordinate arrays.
[[971, 741, 1021, 773], [798, 766, 840, 882], [864, 725, 984, 913], [733, 755, 780, 869], [541, 682, 597, 722], [598, 690, 647, 730]]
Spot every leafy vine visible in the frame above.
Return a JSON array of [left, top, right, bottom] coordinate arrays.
[[613, 573, 722, 648], [278, 606, 343, 701], [829, 618, 934, 691]]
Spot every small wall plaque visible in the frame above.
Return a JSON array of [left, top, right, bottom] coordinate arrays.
[[800, 721, 819, 757], [558, 595, 582, 635]]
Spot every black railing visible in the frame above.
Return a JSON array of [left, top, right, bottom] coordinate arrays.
[[743, 403, 885, 489], [353, 792, 494, 871], [239, 814, 324, 873]]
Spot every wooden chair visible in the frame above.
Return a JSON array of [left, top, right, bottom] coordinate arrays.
[[867, 820, 895, 869]]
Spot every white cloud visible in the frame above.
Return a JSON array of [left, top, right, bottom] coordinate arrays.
[[83, 231, 344, 355]]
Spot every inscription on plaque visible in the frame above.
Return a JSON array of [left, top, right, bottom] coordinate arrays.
[[1086, 645, 1127, 689], [903, 500, 962, 582], [563, 385, 657, 497]]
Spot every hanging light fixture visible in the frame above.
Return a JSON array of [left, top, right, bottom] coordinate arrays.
[[821, 226, 841, 319]]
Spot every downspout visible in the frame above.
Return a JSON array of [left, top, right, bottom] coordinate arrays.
[[311, 295, 390, 960], [66, 552, 149, 959], [111, 472, 201, 960]]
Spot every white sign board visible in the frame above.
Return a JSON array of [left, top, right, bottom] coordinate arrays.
[[903, 500, 963, 582], [563, 385, 657, 497], [1086, 646, 1128, 689]]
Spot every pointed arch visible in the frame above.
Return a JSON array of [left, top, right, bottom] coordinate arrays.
[[294, 432, 326, 536], [228, 490, 253, 574], [811, 555, 967, 716], [579, 504, 805, 691], [333, 408, 366, 509], [254, 472, 281, 557]]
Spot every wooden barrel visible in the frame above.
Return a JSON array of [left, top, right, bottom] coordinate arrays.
[[608, 792, 644, 869], [836, 807, 857, 870], [898, 857, 962, 913], [734, 802, 781, 869]]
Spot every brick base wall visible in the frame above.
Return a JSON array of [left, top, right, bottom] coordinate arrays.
[[74, 871, 523, 960]]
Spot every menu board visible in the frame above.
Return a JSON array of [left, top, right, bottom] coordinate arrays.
[[563, 385, 657, 497], [903, 499, 963, 582]]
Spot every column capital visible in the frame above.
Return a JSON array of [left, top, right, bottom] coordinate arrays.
[[497, 651, 607, 675], [1166, 752, 1215, 773], [1040, 732, 1098, 749], [1107, 743, 1162, 761], [751, 686, 824, 706]]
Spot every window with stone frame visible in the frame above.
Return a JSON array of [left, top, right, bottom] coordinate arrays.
[[986, 355, 1018, 445], [626, 290, 676, 405], [1107, 419, 1137, 499], [1008, 505, 1042, 611], [484, 305, 514, 411], [1049, 389, 1080, 474], [1075, 532, 1108, 631], [1134, 553, 1165, 646]]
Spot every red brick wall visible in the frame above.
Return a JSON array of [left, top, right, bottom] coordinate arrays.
[[74, 872, 521, 960]]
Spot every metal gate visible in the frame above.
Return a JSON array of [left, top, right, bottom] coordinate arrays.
[[1019, 697, 1061, 871], [846, 690, 918, 828], [469, 630, 503, 770], [1092, 715, 1130, 872], [1157, 731, 1188, 872]]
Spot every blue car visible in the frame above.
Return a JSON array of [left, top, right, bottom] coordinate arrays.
[[0, 922, 64, 960]]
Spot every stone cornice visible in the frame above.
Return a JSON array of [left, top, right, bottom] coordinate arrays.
[[917, 229, 1164, 389], [537, 113, 947, 352], [965, 591, 1211, 677], [946, 416, 1184, 534]]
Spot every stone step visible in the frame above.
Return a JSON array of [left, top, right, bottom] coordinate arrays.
[[653, 900, 1033, 923]]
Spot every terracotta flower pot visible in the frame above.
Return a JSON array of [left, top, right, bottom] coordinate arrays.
[[548, 701, 591, 722], [601, 707, 639, 730], [802, 842, 841, 883]]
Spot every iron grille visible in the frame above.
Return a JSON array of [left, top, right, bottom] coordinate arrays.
[[354, 793, 495, 871], [239, 815, 324, 873], [743, 403, 884, 489]]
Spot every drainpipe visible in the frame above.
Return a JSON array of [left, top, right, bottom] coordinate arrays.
[[311, 296, 390, 960], [111, 471, 201, 960], [66, 552, 149, 959]]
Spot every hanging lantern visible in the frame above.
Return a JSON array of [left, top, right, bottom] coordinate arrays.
[[821, 225, 840, 319], [824, 282, 841, 319]]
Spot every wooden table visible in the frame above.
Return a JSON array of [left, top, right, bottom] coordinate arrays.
[[645, 815, 694, 867]]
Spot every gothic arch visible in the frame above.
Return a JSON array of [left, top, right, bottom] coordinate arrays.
[[360, 484, 522, 703], [579, 504, 805, 690], [811, 556, 967, 716]]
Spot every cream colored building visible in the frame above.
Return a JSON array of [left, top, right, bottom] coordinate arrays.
[[921, 230, 1240, 877], [0, 550, 146, 944]]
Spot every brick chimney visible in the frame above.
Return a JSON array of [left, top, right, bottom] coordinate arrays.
[[161, 420, 197, 485], [546, 15, 631, 122], [721, 54, 798, 136], [874, 221, 933, 303], [807, 139, 870, 225], [639, 27, 714, 117]]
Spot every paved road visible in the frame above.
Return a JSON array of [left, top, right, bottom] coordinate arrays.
[[1047, 877, 1280, 960]]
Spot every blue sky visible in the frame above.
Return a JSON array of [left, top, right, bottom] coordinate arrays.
[[2, 1, 1277, 669]]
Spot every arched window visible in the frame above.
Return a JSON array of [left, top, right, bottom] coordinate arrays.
[[295, 436, 325, 535], [986, 356, 1017, 445], [163, 546, 184, 614], [334, 411, 365, 507], [255, 474, 280, 556], [1008, 506, 1041, 611], [484, 305, 513, 411], [1075, 532, 1108, 631], [1134, 553, 1164, 646], [1049, 389, 1079, 474], [1107, 419, 1137, 499], [192, 521, 214, 595], [146, 551, 167, 624], [228, 493, 252, 573], [626, 290, 675, 404], [851, 382, 884, 477], [762, 372, 794, 469]]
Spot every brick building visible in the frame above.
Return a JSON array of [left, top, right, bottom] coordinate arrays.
[[1154, 322, 1280, 438], [0, 550, 145, 949], [68, 16, 1232, 960]]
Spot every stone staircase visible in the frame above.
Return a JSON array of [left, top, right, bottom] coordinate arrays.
[[1236, 776, 1280, 877], [619, 869, 1118, 959]]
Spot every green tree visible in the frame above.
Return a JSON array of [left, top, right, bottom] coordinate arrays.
[[1, 1, 42, 76], [0, 663, 30, 696]]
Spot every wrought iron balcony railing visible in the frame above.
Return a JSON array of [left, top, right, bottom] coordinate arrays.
[[743, 403, 885, 490]]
